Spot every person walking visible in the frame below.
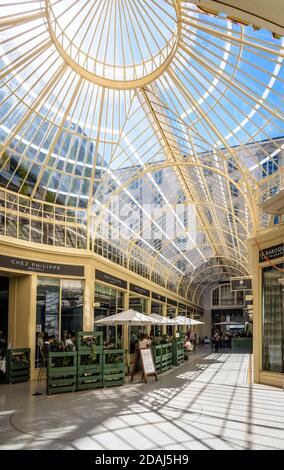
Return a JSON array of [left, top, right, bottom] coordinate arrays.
[[212, 331, 220, 352]]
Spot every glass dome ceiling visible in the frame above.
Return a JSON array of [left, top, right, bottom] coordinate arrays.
[[0, 1, 283, 301]]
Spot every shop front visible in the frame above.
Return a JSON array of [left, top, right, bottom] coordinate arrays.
[[94, 270, 126, 348], [36, 277, 84, 367], [129, 283, 150, 353], [166, 298, 177, 336], [151, 292, 166, 337], [0, 251, 85, 380], [0, 239, 200, 384], [248, 224, 284, 387]]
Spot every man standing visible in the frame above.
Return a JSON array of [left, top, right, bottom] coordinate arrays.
[[212, 331, 220, 352]]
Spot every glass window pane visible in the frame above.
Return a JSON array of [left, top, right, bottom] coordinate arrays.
[[262, 265, 284, 373], [129, 296, 148, 351], [36, 277, 60, 367], [94, 283, 124, 345], [61, 279, 84, 337]]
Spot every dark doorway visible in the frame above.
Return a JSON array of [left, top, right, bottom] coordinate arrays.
[[0, 276, 9, 340]]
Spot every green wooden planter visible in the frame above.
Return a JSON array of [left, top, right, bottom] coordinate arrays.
[[151, 343, 173, 374], [161, 343, 173, 372], [77, 350, 103, 390], [76, 331, 103, 351], [231, 337, 252, 353], [6, 348, 30, 384], [172, 340, 184, 366], [103, 349, 125, 387], [151, 344, 162, 374], [47, 352, 77, 395]]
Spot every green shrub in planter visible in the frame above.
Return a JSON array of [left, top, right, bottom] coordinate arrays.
[[77, 349, 103, 391], [6, 348, 30, 384], [103, 349, 125, 387], [47, 351, 77, 395]]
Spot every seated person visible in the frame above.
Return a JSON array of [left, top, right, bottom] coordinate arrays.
[[0, 330, 7, 358]]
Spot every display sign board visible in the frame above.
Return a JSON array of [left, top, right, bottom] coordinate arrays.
[[178, 303, 187, 310], [131, 348, 157, 383], [167, 298, 177, 306], [152, 292, 166, 303], [230, 277, 252, 291], [245, 295, 253, 301], [130, 283, 150, 297], [95, 270, 127, 289], [0, 254, 84, 276], [140, 349, 156, 375], [259, 243, 284, 263]]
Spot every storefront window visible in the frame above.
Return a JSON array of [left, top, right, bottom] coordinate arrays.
[[129, 296, 148, 351], [262, 265, 284, 373], [220, 285, 235, 306], [61, 280, 84, 337], [212, 287, 219, 306], [36, 278, 60, 367], [94, 283, 124, 346], [36, 278, 60, 340], [151, 301, 163, 336], [36, 277, 84, 367], [167, 306, 176, 336]]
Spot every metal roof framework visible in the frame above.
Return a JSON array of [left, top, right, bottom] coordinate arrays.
[[0, 1, 283, 302]]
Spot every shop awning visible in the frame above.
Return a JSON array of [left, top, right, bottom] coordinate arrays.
[[94, 309, 162, 326]]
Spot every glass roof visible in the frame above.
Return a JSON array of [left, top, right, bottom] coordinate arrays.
[[0, 1, 283, 301]]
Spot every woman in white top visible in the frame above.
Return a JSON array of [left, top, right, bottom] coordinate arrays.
[[139, 335, 151, 349]]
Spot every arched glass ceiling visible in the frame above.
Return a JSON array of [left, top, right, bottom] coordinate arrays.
[[0, 1, 283, 300]]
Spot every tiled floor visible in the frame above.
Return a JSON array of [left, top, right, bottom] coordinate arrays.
[[1, 347, 284, 450]]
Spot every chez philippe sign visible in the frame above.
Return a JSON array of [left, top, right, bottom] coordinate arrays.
[[0, 254, 84, 276], [259, 243, 284, 263]]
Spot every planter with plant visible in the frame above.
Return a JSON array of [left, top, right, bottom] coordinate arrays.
[[47, 351, 77, 395], [6, 348, 30, 384], [172, 339, 184, 366], [76, 331, 103, 351], [77, 344, 103, 390], [102, 349, 125, 387], [161, 342, 173, 372], [151, 344, 162, 373]]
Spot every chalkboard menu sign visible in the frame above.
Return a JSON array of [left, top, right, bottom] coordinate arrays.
[[130, 283, 150, 297], [140, 349, 156, 375], [259, 243, 284, 263], [0, 254, 84, 276], [131, 348, 157, 383], [95, 270, 127, 289]]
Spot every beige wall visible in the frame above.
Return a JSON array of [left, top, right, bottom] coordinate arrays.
[[247, 223, 284, 388], [8, 273, 37, 372]]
